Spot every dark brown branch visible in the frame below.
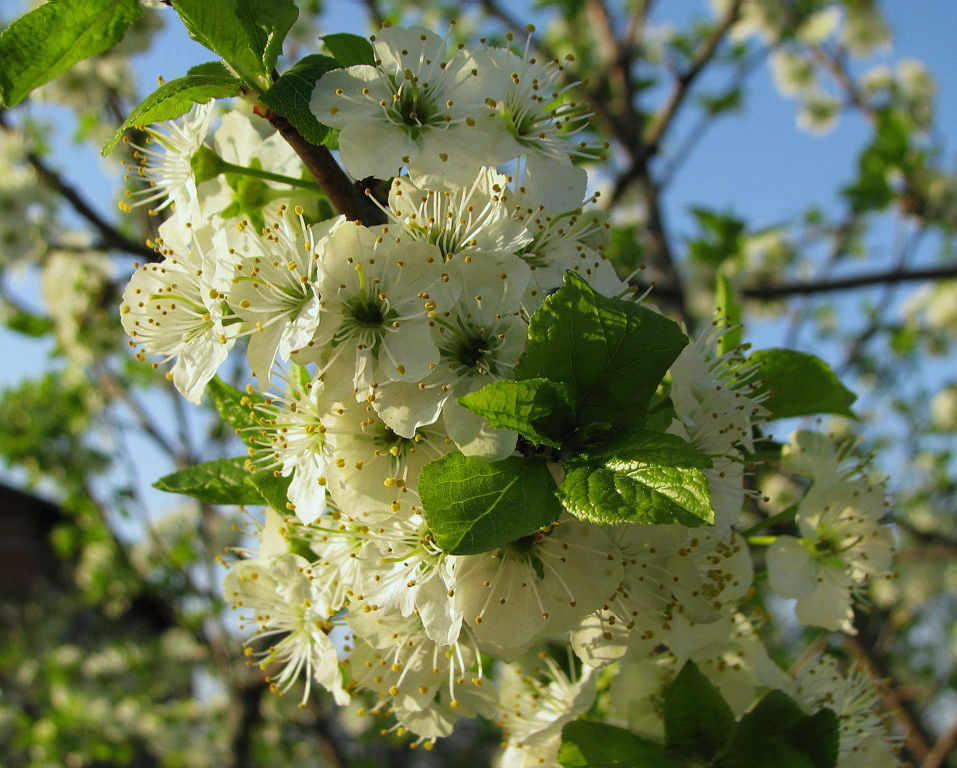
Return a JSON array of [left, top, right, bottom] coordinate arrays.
[[258, 108, 384, 226], [742, 263, 957, 299]]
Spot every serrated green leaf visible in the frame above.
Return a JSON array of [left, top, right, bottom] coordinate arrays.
[[188, 61, 234, 77], [322, 32, 375, 67], [749, 349, 857, 420], [247, 470, 293, 511], [664, 661, 735, 761], [153, 457, 263, 505], [101, 74, 241, 155], [559, 721, 688, 768], [558, 430, 714, 527], [419, 453, 563, 555], [261, 54, 338, 146], [234, 0, 298, 71], [0, 0, 142, 106], [715, 271, 742, 356], [206, 376, 264, 439], [458, 378, 575, 449], [171, 0, 296, 84], [717, 691, 838, 768], [516, 272, 687, 439]]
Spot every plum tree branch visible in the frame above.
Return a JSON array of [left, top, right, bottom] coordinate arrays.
[[258, 108, 384, 226]]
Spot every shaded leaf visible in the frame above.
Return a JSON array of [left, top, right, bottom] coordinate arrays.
[[261, 54, 338, 146], [516, 272, 687, 439], [750, 349, 856, 420]]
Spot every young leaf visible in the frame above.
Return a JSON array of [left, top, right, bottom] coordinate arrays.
[[101, 74, 241, 156], [749, 348, 856, 420], [188, 61, 234, 78], [235, 0, 299, 72], [516, 272, 687, 438], [715, 271, 742, 356], [206, 376, 263, 436], [260, 55, 339, 146], [558, 430, 714, 527], [0, 0, 142, 107], [419, 453, 563, 555], [153, 457, 263, 505], [559, 721, 688, 768], [664, 661, 735, 761], [171, 0, 297, 83], [322, 32, 375, 67], [717, 691, 839, 768], [458, 378, 575, 448], [247, 470, 293, 512]]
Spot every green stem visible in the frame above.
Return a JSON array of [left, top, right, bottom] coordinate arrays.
[[219, 160, 324, 193], [739, 502, 799, 537], [747, 535, 777, 547]]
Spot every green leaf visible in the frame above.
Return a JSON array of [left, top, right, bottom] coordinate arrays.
[[664, 661, 735, 761], [749, 349, 856, 420], [206, 376, 264, 436], [5, 309, 54, 337], [458, 378, 575, 449], [260, 54, 339, 146], [688, 207, 745, 267], [717, 691, 839, 768], [0, 0, 142, 106], [171, 0, 297, 83], [558, 430, 714, 527], [101, 74, 241, 155], [247, 470, 293, 511], [188, 61, 234, 77], [322, 32, 375, 67], [559, 721, 688, 768], [234, 0, 298, 72], [714, 271, 742, 356], [154, 458, 263, 505], [516, 272, 688, 439], [419, 452, 563, 555]]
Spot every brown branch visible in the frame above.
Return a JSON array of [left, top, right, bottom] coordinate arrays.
[[923, 716, 957, 768], [609, 0, 743, 204], [257, 108, 384, 226], [845, 628, 933, 764], [742, 263, 956, 299]]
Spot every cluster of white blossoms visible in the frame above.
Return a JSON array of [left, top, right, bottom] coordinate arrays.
[[118, 23, 901, 765]]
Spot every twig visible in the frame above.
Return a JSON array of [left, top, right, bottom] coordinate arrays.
[[923, 716, 957, 768], [742, 262, 954, 299], [845, 628, 933, 764], [257, 108, 383, 226]]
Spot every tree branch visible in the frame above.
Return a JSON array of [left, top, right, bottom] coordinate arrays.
[[742, 263, 955, 299], [257, 109, 384, 226]]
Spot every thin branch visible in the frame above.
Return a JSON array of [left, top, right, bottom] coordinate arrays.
[[742, 262, 956, 299], [642, 0, 742, 151], [844, 629, 933, 764], [609, 0, 743, 203], [256, 109, 384, 226], [923, 716, 957, 768]]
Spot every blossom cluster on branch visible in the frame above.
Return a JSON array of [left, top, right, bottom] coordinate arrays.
[[105, 19, 903, 768]]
